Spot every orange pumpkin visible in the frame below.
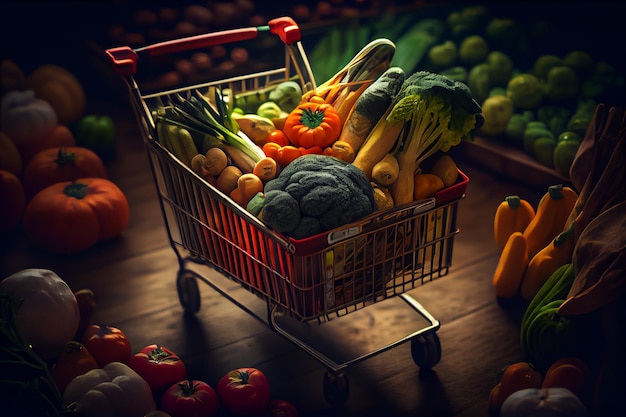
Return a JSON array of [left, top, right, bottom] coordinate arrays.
[[24, 178, 130, 254], [27, 64, 86, 124], [0, 132, 22, 177], [17, 123, 76, 165], [23, 146, 107, 200], [0, 169, 26, 234]]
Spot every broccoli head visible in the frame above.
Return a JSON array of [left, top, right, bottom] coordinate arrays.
[[389, 71, 483, 148], [249, 154, 375, 239], [385, 71, 483, 206]]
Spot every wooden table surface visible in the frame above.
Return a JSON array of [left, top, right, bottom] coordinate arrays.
[[1, 99, 578, 416]]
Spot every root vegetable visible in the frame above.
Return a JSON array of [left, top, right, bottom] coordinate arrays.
[[216, 165, 242, 195], [371, 153, 399, 187]]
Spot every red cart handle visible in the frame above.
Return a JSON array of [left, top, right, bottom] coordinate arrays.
[[106, 16, 302, 77]]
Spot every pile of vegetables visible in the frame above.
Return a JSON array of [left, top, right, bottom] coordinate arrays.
[[306, 4, 624, 182], [488, 103, 626, 415], [154, 38, 483, 240], [432, 5, 624, 180], [488, 358, 591, 417], [0, 60, 127, 253], [0, 268, 298, 417]]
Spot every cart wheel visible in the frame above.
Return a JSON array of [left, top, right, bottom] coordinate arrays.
[[323, 371, 349, 407], [411, 332, 441, 369], [176, 271, 201, 314]]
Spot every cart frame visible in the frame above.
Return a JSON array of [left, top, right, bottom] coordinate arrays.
[[106, 17, 467, 405]]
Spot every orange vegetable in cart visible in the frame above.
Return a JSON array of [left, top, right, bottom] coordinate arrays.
[[283, 101, 342, 149]]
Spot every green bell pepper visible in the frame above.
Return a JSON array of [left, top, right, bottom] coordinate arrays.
[[74, 114, 116, 158]]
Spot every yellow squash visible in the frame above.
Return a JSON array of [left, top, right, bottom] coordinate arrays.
[[493, 195, 536, 251]]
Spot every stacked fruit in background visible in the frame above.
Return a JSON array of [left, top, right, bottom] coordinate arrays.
[[0, 60, 128, 253], [305, 4, 625, 181], [0, 267, 297, 417]]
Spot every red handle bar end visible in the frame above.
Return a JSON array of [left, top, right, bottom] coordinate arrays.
[[105, 46, 139, 77], [268, 16, 301, 44]]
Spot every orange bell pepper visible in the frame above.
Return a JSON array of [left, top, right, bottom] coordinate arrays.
[[282, 101, 342, 149]]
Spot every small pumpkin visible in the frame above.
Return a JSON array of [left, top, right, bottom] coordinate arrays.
[[0, 131, 22, 177], [0, 59, 26, 94], [0, 169, 26, 234], [0, 89, 58, 145], [0, 268, 80, 360], [27, 64, 86, 124], [23, 146, 107, 200], [17, 123, 76, 165], [24, 178, 130, 254]]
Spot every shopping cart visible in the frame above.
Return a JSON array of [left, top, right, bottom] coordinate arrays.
[[106, 16, 468, 405]]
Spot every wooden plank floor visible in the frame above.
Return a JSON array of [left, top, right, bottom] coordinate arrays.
[[1, 100, 555, 416]]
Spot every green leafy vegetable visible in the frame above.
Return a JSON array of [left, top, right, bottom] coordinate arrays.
[[388, 71, 483, 205], [155, 89, 265, 163], [0, 293, 64, 417]]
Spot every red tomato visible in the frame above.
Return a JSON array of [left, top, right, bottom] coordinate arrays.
[[128, 344, 187, 399], [217, 367, 270, 416], [267, 399, 298, 417], [81, 324, 132, 367], [266, 129, 290, 147], [161, 379, 220, 417]]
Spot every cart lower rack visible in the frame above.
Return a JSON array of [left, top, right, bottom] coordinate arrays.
[[107, 17, 468, 405]]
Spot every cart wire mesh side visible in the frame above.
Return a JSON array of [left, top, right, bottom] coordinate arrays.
[[106, 16, 468, 401]]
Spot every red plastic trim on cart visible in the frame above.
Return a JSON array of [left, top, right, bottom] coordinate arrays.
[[285, 169, 469, 256], [105, 16, 302, 77]]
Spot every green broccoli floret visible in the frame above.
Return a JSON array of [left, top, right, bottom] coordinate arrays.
[[250, 190, 301, 234], [386, 71, 483, 205], [292, 217, 321, 240], [254, 155, 375, 239]]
